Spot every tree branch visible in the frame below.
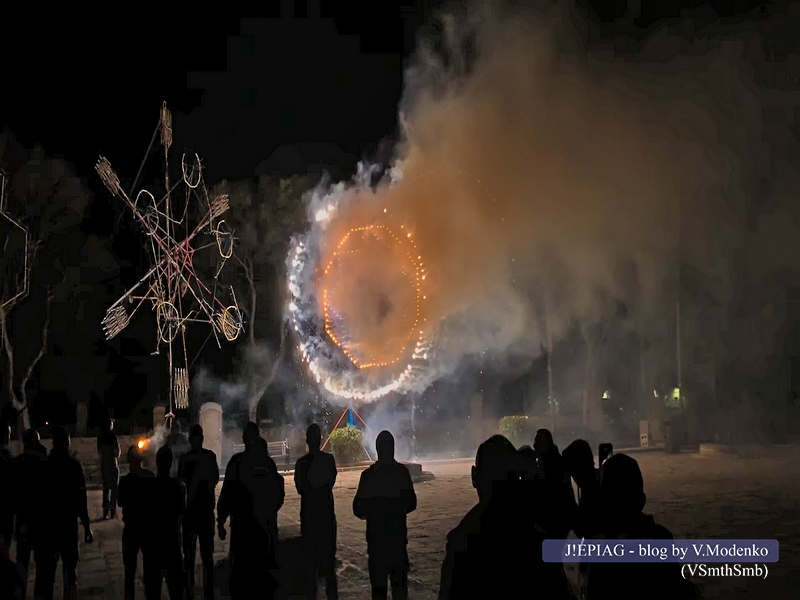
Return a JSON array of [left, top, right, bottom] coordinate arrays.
[[0, 304, 19, 410], [19, 288, 53, 409]]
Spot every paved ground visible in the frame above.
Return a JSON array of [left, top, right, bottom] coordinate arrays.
[[12, 448, 800, 598]]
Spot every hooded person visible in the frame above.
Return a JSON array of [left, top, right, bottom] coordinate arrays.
[[353, 430, 417, 600]]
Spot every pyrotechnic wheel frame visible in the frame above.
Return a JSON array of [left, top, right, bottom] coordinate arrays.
[[96, 102, 243, 424]]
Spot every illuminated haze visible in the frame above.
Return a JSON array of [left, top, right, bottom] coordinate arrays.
[[300, 1, 793, 404]]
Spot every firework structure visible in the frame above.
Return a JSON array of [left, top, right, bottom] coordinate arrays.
[[0, 168, 31, 311], [96, 103, 243, 424], [287, 173, 438, 403]]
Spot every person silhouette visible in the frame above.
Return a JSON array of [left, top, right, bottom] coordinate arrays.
[[585, 454, 697, 599], [217, 422, 285, 600], [353, 430, 417, 600], [34, 426, 93, 600], [178, 425, 219, 600], [294, 423, 338, 599], [562, 439, 600, 539], [1, 540, 25, 600], [440, 435, 572, 600], [97, 417, 120, 520], [13, 429, 48, 597], [118, 444, 155, 600], [141, 445, 186, 600]]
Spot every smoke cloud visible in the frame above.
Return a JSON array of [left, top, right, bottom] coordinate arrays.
[[299, 1, 798, 409]]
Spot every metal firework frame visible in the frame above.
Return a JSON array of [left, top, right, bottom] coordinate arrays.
[[97, 102, 243, 424], [0, 168, 31, 311]]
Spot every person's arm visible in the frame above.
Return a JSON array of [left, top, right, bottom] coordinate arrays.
[[113, 435, 120, 460], [329, 454, 338, 487], [352, 470, 368, 520], [211, 454, 220, 488], [217, 458, 237, 529], [118, 476, 129, 509], [402, 467, 417, 514], [293, 459, 303, 495], [274, 470, 285, 512]]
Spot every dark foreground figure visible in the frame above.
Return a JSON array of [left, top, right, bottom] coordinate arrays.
[[294, 423, 339, 599], [439, 435, 573, 600], [97, 418, 121, 520], [218, 422, 285, 600], [178, 425, 220, 600], [34, 426, 94, 600], [353, 430, 417, 600], [14, 428, 48, 595], [585, 453, 697, 600], [118, 444, 155, 600], [142, 445, 186, 600]]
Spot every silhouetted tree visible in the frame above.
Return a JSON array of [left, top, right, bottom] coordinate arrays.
[[211, 174, 314, 420], [0, 137, 89, 431]]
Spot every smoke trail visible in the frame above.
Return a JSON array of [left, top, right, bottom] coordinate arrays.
[[291, 1, 797, 408]]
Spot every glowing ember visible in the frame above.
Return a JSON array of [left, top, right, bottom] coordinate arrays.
[[137, 440, 147, 449]]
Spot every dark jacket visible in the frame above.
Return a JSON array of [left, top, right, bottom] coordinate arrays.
[[353, 460, 417, 564], [438, 485, 571, 600], [141, 475, 186, 559], [41, 450, 91, 535], [586, 513, 698, 600], [294, 450, 337, 537], [118, 467, 155, 526], [178, 448, 220, 516], [217, 442, 285, 545], [97, 431, 120, 474]]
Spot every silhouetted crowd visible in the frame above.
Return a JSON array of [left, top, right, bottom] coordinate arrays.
[[0, 418, 699, 600]]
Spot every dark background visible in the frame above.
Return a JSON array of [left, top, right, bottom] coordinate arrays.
[[0, 0, 780, 433]]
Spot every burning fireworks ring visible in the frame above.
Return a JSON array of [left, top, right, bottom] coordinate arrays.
[[288, 210, 437, 402]]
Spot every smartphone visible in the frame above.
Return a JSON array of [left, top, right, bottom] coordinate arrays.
[[598, 443, 613, 466]]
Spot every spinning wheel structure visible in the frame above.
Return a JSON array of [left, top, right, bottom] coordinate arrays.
[[97, 102, 243, 424]]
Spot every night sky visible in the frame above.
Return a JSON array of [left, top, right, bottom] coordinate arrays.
[[0, 1, 772, 429]]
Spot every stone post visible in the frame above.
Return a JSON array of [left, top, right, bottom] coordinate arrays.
[[199, 402, 223, 467]]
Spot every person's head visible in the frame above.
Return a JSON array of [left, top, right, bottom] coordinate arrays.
[[156, 444, 173, 476], [22, 429, 40, 451], [306, 423, 322, 452], [375, 430, 395, 462], [108, 418, 115, 432], [533, 429, 554, 454], [472, 435, 519, 503], [562, 439, 595, 482], [127, 445, 143, 469], [189, 424, 203, 450], [51, 426, 70, 453], [599, 453, 646, 528], [243, 421, 260, 448]]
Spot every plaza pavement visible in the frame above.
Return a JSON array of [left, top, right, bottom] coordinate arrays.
[[14, 447, 800, 599]]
